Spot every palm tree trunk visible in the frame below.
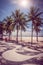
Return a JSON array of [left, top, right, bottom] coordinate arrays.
[[21, 29, 22, 42], [9, 31, 11, 41], [9, 33, 11, 41], [36, 32, 38, 42], [31, 23, 33, 45], [16, 27, 18, 43]]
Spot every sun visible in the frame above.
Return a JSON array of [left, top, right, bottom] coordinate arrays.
[[21, 0, 28, 7], [19, 0, 29, 8], [11, 0, 33, 8]]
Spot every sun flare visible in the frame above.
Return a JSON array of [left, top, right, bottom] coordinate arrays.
[[11, 0, 33, 8], [19, 0, 29, 8]]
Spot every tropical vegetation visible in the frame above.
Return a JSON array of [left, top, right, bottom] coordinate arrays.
[[0, 7, 43, 45]]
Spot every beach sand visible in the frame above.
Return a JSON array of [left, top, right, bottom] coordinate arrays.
[[11, 37, 43, 46], [0, 37, 43, 65]]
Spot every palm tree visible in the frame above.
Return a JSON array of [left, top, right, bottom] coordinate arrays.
[[12, 9, 27, 43], [3, 16, 13, 40], [33, 17, 43, 42], [27, 7, 43, 45]]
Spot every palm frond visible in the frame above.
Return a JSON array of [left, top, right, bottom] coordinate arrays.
[[35, 8, 40, 14], [35, 12, 43, 17]]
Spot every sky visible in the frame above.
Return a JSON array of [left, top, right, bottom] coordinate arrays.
[[0, 0, 43, 37]]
